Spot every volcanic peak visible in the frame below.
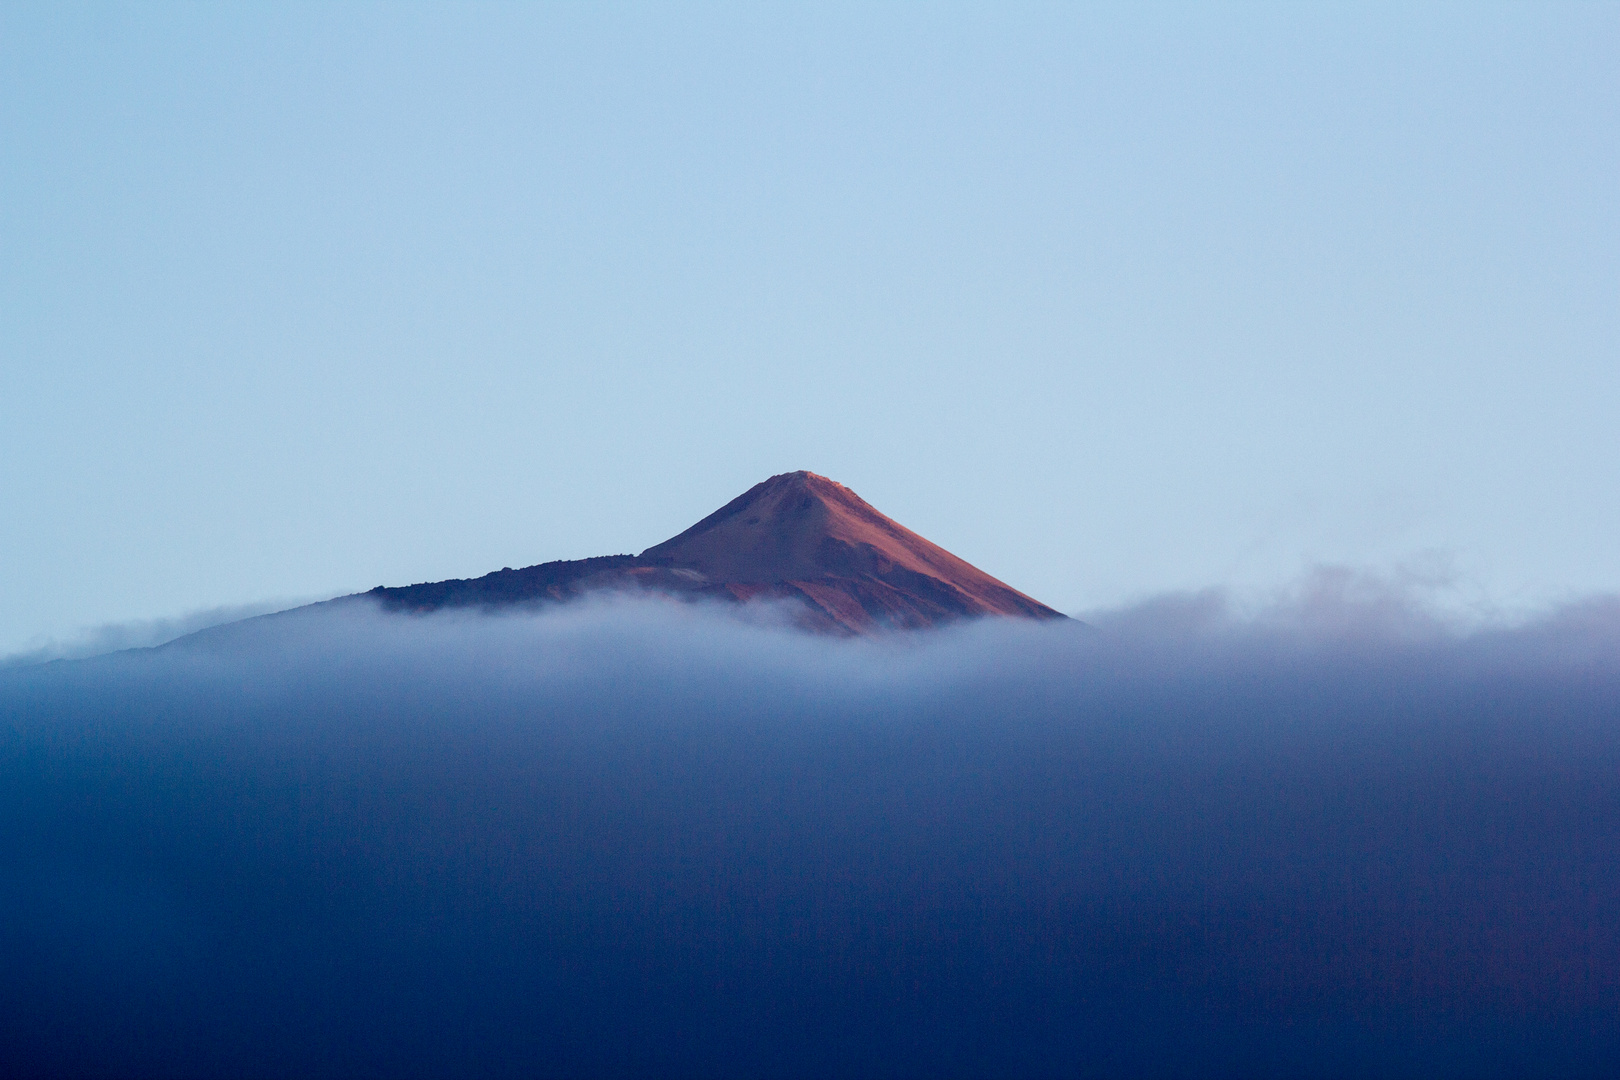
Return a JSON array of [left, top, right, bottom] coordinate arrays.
[[642, 471, 923, 582], [369, 471, 1065, 633]]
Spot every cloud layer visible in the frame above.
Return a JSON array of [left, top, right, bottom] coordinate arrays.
[[3, 591, 1619, 1077], [0, 601, 298, 669]]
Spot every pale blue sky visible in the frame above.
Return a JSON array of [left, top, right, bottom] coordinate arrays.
[[3, 2, 1616, 653]]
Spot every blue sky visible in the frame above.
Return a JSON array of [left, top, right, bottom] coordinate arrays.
[[2, 2, 1616, 653]]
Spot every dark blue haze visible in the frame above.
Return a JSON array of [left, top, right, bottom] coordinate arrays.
[[2, 596, 1618, 1076]]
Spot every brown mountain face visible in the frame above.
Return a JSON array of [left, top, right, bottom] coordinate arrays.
[[369, 471, 1066, 634]]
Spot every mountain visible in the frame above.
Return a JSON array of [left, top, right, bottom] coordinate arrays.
[[369, 471, 1065, 634]]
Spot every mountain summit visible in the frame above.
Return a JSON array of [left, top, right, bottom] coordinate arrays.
[[370, 471, 1065, 633]]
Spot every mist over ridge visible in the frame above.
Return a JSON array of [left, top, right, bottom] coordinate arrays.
[[4, 587, 1620, 1076]]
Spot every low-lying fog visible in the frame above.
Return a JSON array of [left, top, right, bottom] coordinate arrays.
[[4, 585, 1619, 1077]]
